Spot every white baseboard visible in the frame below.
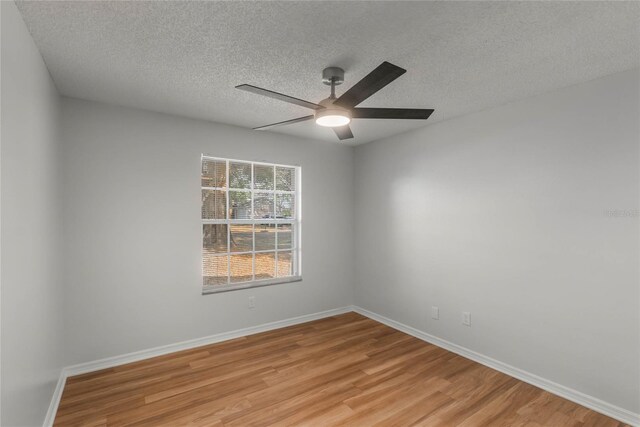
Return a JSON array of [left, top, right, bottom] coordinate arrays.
[[352, 306, 640, 427], [43, 305, 639, 427], [42, 306, 352, 426], [43, 371, 67, 427]]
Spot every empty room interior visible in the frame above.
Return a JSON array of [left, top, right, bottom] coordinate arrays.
[[2, 1, 640, 426]]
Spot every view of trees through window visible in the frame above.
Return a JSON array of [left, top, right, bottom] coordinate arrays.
[[201, 156, 300, 290]]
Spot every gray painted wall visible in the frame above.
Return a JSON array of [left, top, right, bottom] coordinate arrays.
[[1, 2, 64, 425], [354, 69, 640, 413], [59, 98, 355, 365]]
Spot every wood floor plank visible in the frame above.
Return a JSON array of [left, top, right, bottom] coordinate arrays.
[[54, 313, 629, 426]]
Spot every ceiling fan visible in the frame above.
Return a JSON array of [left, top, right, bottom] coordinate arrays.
[[236, 61, 434, 141]]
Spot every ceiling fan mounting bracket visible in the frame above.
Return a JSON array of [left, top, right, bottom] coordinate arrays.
[[322, 67, 345, 86]]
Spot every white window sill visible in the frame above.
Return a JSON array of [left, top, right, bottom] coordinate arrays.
[[202, 276, 302, 295]]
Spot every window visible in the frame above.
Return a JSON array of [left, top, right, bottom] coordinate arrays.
[[201, 156, 301, 293]]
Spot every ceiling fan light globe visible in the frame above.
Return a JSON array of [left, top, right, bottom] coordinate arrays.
[[314, 109, 352, 127], [316, 115, 351, 127]]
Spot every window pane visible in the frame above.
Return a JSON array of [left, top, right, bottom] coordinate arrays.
[[255, 252, 275, 280], [202, 158, 226, 188], [203, 254, 228, 286], [275, 193, 295, 219], [203, 224, 227, 253], [254, 192, 274, 219], [230, 253, 253, 283], [230, 224, 253, 253], [229, 162, 251, 189], [277, 251, 293, 277], [277, 224, 292, 249], [276, 167, 295, 191], [255, 223, 276, 251], [254, 165, 274, 190], [202, 157, 298, 291], [229, 191, 251, 219], [202, 190, 226, 219]]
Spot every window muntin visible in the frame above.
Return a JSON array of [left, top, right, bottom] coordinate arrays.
[[201, 156, 301, 293]]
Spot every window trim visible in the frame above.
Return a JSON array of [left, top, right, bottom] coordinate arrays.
[[202, 275, 302, 295], [201, 155, 302, 294]]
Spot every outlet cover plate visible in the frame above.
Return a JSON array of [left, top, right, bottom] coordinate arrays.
[[462, 312, 471, 326]]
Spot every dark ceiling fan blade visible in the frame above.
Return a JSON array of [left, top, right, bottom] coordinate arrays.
[[333, 125, 354, 140], [236, 84, 322, 110], [333, 62, 406, 109], [253, 115, 314, 130], [352, 108, 434, 120]]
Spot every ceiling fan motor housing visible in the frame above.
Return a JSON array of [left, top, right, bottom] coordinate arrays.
[[315, 97, 351, 127], [322, 67, 345, 85]]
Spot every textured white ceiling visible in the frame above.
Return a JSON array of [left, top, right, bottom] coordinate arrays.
[[15, 1, 640, 145]]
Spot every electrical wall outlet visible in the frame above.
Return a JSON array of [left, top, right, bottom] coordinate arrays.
[[462, 312, 471, 326], [431, 306, 439, 320], [248, 296, 255, 309]]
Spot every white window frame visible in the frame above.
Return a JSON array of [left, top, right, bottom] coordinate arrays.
[[201, 155, 302, 294]]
